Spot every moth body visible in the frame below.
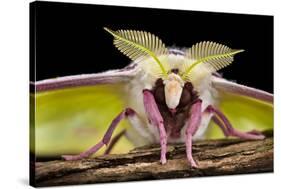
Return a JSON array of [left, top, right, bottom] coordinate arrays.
[[125, 50, 218, 145], [35, 28, 272, 167]]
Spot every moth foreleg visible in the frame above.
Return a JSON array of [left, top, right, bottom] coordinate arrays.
[[143, 89, 167, 164], [207, 105, 265, 140], [185, 99, 202, 168], [62, 108, 135, 161]]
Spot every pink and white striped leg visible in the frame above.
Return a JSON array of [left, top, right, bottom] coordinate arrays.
[[207, 105, 265, 140], [143, 89, 167, 164], [185, 100, 202, 167], [62, 108, 135, 161]]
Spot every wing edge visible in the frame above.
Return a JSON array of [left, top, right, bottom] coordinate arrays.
[[211, 76, 273, 103], [32, 67, 138, 92]]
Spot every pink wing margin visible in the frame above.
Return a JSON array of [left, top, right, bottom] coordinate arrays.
[[211, 76, 273, 103], [31, 66, 138, 92]]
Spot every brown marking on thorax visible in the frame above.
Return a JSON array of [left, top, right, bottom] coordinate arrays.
[[152, 78, 198, 139]]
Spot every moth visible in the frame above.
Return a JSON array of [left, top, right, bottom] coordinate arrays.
[[33, 28, 273, 167]]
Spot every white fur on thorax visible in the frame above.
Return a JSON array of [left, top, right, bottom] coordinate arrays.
[[124, 52, 219, 145]]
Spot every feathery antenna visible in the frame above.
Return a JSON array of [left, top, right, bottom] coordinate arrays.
[[104, 27, 168, 77], [182, 41, 244, 81]]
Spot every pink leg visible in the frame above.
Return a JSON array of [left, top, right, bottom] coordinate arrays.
[[62, 108, 135, 161], [207, 105, 265, 140], [212, 116, 229, 137], [104, 129, 126, 155], [143, 89, 167, 164], [185, 100, 202, 167]]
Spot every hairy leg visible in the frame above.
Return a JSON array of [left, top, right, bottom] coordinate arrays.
[[143, 89, 167, 164], [62, 108, 135, 161], [207, 105, 265, 140], [185, 100, 202, 167]]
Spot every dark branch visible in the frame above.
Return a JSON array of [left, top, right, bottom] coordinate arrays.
[[34, 130, 273, 187]]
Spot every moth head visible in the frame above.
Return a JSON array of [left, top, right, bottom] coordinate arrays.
[[104, 27, 244, 104], [163, 73, 184, 110]]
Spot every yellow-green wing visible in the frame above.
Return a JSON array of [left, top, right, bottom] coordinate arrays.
[[32, 69, 137, 158], [206, 77, 273, 139]]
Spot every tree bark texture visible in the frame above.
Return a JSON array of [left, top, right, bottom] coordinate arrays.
[[34, 130, 273, 187]]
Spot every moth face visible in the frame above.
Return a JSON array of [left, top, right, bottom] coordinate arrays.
[[163, 73, 184, 111]]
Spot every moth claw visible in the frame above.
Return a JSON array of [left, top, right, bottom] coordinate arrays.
[[247, 129, 262, 135], [254, 134, 265, 140], [191, 163, 198, 168], [160, 157, 167, 164], [62, 155, 81, 161], [188, 158, 198, 168], [245, 130, 265, 139], [62, 155, 72, 160]]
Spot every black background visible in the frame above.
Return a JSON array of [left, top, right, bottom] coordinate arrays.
[[30, 1, 273, 93]]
